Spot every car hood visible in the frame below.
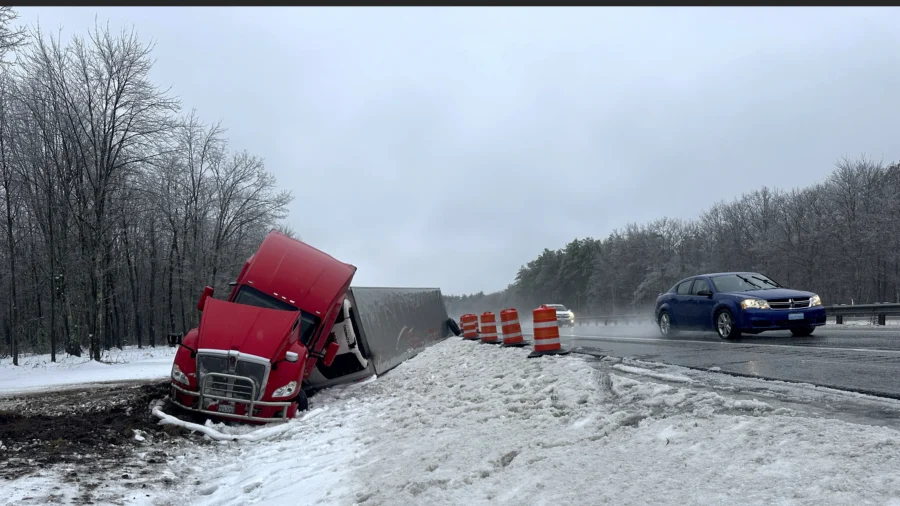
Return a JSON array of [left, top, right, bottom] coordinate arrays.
[[726, 288, 814, 300], [197, 297, 300, 360]]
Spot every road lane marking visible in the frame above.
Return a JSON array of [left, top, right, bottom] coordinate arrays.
[[527, 332, 900, 355]]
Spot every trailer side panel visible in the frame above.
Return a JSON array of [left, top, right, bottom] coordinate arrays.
[[349, 286, 451, 376]]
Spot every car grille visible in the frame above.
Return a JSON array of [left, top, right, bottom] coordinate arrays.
[[197, 354, 268, 401], [768, 298, 811, 310]]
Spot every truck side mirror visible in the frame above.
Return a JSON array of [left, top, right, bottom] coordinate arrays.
[[197, 286, 215, 311], [323, 341, 340, 367]]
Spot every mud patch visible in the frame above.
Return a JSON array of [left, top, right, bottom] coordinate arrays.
[[0, 380, 203, 502]]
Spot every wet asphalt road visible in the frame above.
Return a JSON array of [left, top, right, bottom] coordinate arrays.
[[523, 324, 900, 399]]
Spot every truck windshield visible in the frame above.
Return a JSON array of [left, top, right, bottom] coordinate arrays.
[[233, 285, 320, 344], [233, 284, 297, 311]]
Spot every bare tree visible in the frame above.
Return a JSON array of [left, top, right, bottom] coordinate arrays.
[[0, 10, 294, 362]]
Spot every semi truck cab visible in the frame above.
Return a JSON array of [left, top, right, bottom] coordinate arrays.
[[169, 231, 360, 423]]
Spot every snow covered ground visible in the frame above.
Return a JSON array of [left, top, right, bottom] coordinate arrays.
[[6, 338, 900, 505], [0, 346, 176, 396]]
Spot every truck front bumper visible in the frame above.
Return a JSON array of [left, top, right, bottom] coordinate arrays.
[[170, 373, 294, 424]]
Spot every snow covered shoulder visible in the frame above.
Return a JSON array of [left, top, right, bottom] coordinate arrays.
[[0, 346, 176, 396], [163, 338, 900, 506]]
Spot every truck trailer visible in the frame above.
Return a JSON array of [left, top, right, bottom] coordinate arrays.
[[167, 230, 458, 423]]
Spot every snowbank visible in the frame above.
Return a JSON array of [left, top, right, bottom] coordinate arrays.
[[0, 346, 176, 396], [150, 339, 900, 506]]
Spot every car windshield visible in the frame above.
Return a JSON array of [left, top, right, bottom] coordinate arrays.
[[233, 284, 320, 344], [547, 304, 568, 311], [711, 273, 782, 293]]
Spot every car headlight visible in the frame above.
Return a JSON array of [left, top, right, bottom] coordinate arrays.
[[272, 380, 298, 398], [569, 311, 575, 318], [741, 299, 771, 310], [171, 363, 190, 386], [809, 294, 822, 307]]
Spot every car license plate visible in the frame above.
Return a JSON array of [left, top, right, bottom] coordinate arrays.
[[788, 313, 804, 321], [218, 402, 235, 414]]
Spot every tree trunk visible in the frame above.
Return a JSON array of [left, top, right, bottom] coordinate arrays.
[[166, 231, 177, 334], [4, 180, 18, 366], [148, 221, 158, 347]]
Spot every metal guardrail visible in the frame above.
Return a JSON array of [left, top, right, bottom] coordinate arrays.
[[828, 303, 900, 325], [574, 303, 900, 326], [575, 314, 654, 326]]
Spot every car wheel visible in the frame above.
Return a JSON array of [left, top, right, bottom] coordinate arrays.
[[658, 311, 675, 337], [790, 326, 815, 337], [715, 309, 740, 340]]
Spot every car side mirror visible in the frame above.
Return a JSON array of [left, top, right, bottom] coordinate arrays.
[[323, 341, 340, 367], [697, 290, 713, 298], [196, 286, 214, 311]]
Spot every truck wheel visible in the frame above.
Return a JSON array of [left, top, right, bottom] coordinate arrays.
[[295, 390, 309, 412], [348, 306, 368, 359], [447, 318, 461, 336]]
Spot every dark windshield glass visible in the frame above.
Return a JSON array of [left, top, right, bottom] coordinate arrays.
[[295, 313, 320, 346], [233, 285, 320, 344], [234, 285, 297, 311], [711, 273, 781, 293]]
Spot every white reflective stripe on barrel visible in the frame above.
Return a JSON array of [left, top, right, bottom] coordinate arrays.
[[534, 335, 560, 343], [481, 332, 498, 338], [503, 332, 523, 339], [501, 319, 520, 327], [533, 320, 558, 329]]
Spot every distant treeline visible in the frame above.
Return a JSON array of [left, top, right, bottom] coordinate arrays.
[[445, 156, 900, 318], [0, 9, 293, 363]]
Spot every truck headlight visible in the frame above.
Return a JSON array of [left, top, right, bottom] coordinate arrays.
[[272, 381, 298, 398], [171, 363, 190, 386], [741, 299, 771, 310], [810, 294, 822, 307]]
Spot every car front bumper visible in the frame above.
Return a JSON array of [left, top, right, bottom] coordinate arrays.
[[736, 306, 827, 331], [556, 316, 575, 327]]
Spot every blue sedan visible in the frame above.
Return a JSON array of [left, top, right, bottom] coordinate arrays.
[[654, 272, 827, 339]]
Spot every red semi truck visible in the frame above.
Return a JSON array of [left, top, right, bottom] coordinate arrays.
[[168, 230, 457, 423]]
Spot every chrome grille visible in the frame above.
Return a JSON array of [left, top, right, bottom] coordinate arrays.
[[768, 298, 811, 310], [203, 374, 257, 401], [235, 361, 267, 395], [197, 354, 268, 401]]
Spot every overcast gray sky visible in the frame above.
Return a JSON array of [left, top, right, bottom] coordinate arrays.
[[15, 7, 900, 295]]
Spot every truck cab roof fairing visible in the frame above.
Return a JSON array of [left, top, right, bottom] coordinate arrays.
[[237, 231, 357, 317]]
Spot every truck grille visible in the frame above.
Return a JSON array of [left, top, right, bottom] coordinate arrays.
[[197, 354, 268, 401], [768, 298, 811, 310]]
